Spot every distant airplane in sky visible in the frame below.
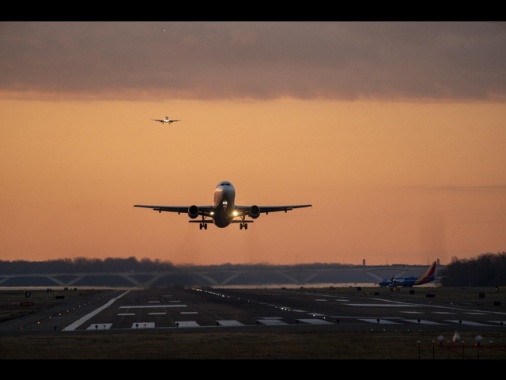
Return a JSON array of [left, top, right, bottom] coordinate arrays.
[[134, 180, 312, 230], [151, 115, 181, 124], [377, 261, 437, 287]]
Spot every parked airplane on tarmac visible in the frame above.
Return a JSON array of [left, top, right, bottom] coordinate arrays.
[[134, 180, 311, 230], [152, 115, 181, 124], [377, 261, 437, 287]]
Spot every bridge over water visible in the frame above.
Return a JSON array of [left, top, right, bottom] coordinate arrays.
[[0, 265, 434, 288]]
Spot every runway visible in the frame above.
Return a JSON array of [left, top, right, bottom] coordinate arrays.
[[3, 286, 505, 335]]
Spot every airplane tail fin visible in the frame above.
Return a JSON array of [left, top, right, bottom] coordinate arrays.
[[414, 261, 437, 285]]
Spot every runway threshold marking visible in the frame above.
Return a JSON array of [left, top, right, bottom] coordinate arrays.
[[403, 319, 446, 325], [359, 319, 401, 325], [257, 319, 288, 326], [175, 321, 199, 327], [132, 322, 155, 329], [216, 320, 244, 326], [446, 320, 498, 326], [86, 323, 112, 330], [296, 319, 333, 325]]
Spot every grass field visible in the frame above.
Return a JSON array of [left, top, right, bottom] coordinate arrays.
[[2, 327, 506, 360], [1, 286, 506, 360]]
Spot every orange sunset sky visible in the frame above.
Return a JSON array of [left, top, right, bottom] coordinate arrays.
[[1, 21, 506, 266]]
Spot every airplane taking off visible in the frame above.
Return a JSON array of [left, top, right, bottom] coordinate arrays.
[[134, 180, 311, 230], [152, 115, 181, 124], [376, 261, 437, 287]]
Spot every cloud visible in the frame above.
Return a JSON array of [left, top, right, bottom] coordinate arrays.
[[1, 21, 505, 101]]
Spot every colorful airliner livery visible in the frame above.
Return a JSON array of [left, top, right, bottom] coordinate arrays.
[[377, 261, 437, 287], [134, 180, 312, 230], [151, 115, 181, 124]]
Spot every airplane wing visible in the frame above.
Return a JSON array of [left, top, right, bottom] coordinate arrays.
[[134, 204, 310, 216], [133, 205, 213, 214], [235, 204, 312, 216]]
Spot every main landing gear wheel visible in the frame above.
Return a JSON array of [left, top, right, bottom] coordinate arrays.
[[199, 223, 207, 230], [240, 223, 248, 230]]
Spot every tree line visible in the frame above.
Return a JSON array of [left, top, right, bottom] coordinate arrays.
[[441, 252, 506, 287], [0, 257, 175, 274]]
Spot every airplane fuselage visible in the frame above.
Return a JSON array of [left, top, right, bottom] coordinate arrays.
[[377, 262, 437, 287], [212, 181, 236, 228], [380, 277, 417, 287]]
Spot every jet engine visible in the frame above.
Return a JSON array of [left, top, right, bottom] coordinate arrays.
[[248, 205, 260, 219], [188, 205, 199, 219]]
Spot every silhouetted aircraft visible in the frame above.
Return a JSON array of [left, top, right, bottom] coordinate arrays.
[[134, 180, 311, 230], [377, 261, 437, 287], [152, 115, 181, 124]]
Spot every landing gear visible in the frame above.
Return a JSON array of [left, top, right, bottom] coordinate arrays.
[[239, 214, 249, 230], [199, 223, 207, 230]]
